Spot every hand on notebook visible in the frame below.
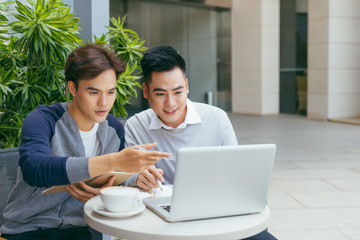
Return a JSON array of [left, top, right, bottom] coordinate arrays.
[[66, 175, 116, 203], [137, 166, 164, 190]]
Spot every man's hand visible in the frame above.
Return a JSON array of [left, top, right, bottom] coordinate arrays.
[[89, 142, 171, 177], [137, 167, 164, 190], [66, 176, 115, 203], [115, 142, 171, 173]]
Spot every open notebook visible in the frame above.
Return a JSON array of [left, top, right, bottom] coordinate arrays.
[[42, 171, 133, 194]]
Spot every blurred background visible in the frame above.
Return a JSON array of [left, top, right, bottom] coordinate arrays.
[[37, 0, 360, 124]]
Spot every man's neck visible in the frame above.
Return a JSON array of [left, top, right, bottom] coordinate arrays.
[[68, 102, 95, 131]]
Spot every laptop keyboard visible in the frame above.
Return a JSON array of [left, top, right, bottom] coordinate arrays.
[[160, 204, 171, 212]]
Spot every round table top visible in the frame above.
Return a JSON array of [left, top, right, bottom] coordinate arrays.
[[84, 196, 270, 240]]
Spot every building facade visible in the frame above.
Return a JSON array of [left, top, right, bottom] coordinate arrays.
[[63, 0, 360, 120]]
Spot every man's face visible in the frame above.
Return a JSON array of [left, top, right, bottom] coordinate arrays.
[[143, 67, 189, 128], [68, 69, 117, 131]]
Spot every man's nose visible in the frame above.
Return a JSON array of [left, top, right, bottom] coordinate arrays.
[[165, 95, 175, 106], [99, 94, 108, 107]]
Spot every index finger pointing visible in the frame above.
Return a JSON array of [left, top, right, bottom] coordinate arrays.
[[147, 151, 171, 159]]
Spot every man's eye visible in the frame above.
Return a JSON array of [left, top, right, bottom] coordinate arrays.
[[175, 91, 183, 94], [156, 93, 165, 96], [108, 91, 115, 95], [90, 92, 98, 95]]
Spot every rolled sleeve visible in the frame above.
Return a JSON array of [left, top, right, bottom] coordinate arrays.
[[65, 156, 91, 183]]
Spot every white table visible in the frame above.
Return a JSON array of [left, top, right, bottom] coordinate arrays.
[[84, 195, 270, 240]]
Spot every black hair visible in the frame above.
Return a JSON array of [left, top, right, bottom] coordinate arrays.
[[140, 45, 186, 85]]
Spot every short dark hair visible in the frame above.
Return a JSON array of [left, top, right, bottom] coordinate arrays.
[[65, 43, 125, 88], [141, 45, 186, 86]]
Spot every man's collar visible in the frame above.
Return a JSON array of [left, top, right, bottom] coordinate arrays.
[[149, 99, 202, 130]]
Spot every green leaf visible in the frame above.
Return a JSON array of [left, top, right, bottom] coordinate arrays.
[[1, 2, 147, 144]]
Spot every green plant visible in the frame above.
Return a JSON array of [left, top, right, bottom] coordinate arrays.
[[0, 1, 147, 148], [0, 2, 10, 41], [96, 15, 147, 118]]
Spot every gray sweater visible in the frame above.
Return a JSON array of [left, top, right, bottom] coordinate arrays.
[[1, 102, 124, 234], [124, 101, 238, 186]]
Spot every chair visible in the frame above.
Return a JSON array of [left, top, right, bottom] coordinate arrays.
[[0, 148, 20, 227], [0, 148, 107, 240], [296, 76, 307, 114]]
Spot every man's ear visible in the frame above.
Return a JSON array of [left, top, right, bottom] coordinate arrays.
[[68, 81, 77, 97], [142, 83, 149, 99], [185, 78, 189, 94]]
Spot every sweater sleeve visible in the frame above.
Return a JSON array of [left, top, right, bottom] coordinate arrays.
[[19, 105, 70, 187]]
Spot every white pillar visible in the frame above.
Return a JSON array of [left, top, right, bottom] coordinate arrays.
[[73, 0, 109, 42], [308, 0, 360, 120], [231, 0, 280, 115]]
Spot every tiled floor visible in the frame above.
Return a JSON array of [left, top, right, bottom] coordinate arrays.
[[228, 113, 360, 240]]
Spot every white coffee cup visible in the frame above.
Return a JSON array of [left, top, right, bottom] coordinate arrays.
[[100, 186, 141, 213]]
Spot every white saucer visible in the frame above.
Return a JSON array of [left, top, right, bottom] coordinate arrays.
[[93, 202, 145, 218]]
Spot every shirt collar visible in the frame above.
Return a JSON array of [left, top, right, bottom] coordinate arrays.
[[149, 99, 202, 130]]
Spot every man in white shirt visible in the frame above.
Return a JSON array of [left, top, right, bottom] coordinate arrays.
[[124, 45, 278, 240]]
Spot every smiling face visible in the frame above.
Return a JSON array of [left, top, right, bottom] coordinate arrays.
[[143, 67, 189, 128], [68, 69, 117, 131]]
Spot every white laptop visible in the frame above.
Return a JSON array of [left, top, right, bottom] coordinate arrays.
[[143, 144, 276, 222]]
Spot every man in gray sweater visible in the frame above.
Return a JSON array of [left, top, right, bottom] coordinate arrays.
[[124, 45, 278, 240], [0, 44, 170, 240]]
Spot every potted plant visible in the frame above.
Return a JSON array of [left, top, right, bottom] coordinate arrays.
[[0, 0, 146, 148]]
